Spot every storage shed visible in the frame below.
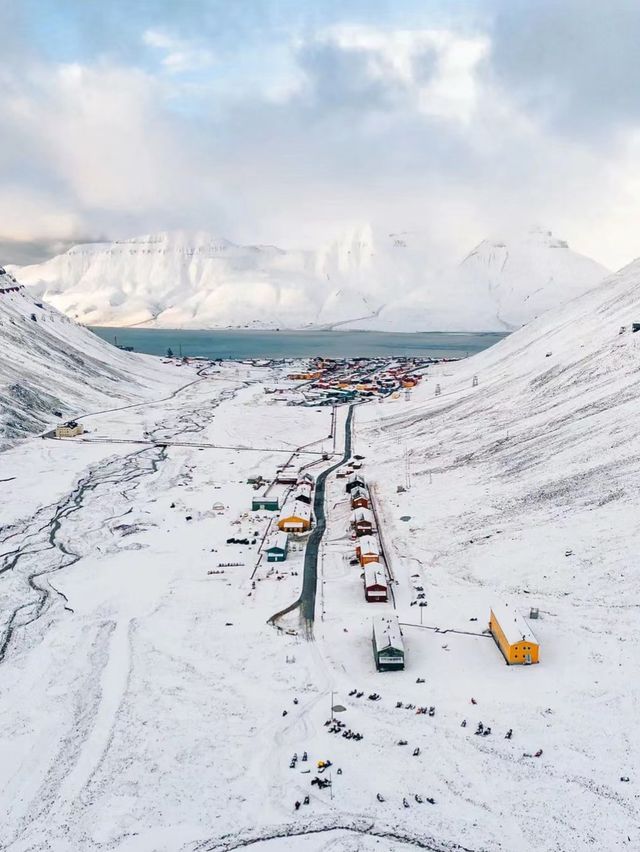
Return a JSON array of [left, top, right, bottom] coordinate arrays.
[[252, 496, 279, 512], [364, 564, 388, 602], [350, 507, 374, 537], [266, 532, 289, 562], [355, 534, 379, 566], [372, 616, 405, 671], [277, 501, 312, 532], [489, 603, 539, 665]]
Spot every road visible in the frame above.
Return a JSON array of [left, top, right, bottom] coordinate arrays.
[[269, 403, 355, 633], [45, 436, 329, 455]]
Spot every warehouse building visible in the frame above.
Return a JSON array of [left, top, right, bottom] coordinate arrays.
[[252, 496, 280, 512], [489, 603, 539, 665], [277, 501, 312, 532], [266, 532, 289, 562], [372, 616, 405, 671]]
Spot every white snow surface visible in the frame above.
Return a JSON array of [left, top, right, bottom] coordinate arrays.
[[9, 226, 608, 331], [1, 258, 640, 851], [0, 268, 187, 448]]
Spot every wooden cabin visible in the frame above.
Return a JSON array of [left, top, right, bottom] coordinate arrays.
[[355, 534, 379, 566], [346, 473, 366, 494], [277, 500, 312, 532], [266, 532, 289, 563], [350, 487, 370, 510], [372, 616, 404, 671], [350, 507, 374, 537], [364, 564, 388, 602], [489, 603, 539, 665], [55, 420, 83, 438]]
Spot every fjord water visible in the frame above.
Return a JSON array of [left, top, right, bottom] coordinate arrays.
[[90, 328, 507, 360]]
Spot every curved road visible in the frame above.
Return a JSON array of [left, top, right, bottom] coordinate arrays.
[[269, 403, 355, 632]]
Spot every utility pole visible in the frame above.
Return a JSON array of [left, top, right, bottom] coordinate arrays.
[[330, 690, 334, 722]]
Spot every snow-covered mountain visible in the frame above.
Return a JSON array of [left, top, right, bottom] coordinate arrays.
[[0, 267, 184, 448], [355, 227, 610, 331], [9, 227, 608, 331]]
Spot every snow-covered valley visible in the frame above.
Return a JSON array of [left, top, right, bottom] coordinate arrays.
[[9, 227, 608, 333], [1, 255, 639, 851]]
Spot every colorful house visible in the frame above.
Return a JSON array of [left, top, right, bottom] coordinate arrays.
[[489, 603, 539, 665], [350, 507, 374, 537], [364, 564, 388, 602], [350, 487, 370, 510], [277, 500, 312, 532], [266, 532, 289, 562], [372, 616, 404, 671], [355, 534, 379, 566]]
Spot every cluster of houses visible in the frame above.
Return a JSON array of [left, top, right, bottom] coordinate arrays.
[[344, 472, 390, 604], [285, 356, 430, 406], [255, 472, 316, 565], [277, 472, 314, 533], [342, 469, 406, 671]]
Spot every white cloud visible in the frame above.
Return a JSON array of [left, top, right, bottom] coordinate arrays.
[[305, 25, 490, 123], [142, 28, 215, 74]]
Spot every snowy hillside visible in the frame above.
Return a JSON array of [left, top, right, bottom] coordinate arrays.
[[0, 267, 185, 448], [354, 258, 640, 849], [10, 227, 608, 332], [354, 227, 610, 331]]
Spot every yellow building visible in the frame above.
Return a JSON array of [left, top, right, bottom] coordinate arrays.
[[55, 420, 84, 438], [277, 500, 312, 532], [489, 603, 539, 665]]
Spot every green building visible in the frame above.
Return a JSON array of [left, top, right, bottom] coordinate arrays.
[[266, 532, 289, 562], [252, 496, 280, 511], [372, 616, 405, 671]]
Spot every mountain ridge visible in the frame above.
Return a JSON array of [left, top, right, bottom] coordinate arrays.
[[9, 227, 609, 332]]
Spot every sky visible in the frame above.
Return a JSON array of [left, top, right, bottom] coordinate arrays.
[[2, 0, 640, 269]]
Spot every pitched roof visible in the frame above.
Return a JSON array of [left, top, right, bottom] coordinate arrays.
[[279, 500, 311, 522], [357, 535, 379, 555], [364, 563, 387, 588], [267, 532, 289, 552], [491, 603, 538, 645], [350, 507, 374, 523], [373, 615, 404, 653]]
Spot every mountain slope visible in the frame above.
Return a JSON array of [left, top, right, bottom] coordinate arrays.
[[353, 227, 610, 331], [355, 260, 640, 849], [0, 267, 185, 448], [9, 227, 608, 331]]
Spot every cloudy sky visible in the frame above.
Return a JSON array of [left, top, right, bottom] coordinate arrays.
[[2, 0, 640, 268]]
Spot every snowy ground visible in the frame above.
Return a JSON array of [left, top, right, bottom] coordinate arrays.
[[3, 255, 640, 852]]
